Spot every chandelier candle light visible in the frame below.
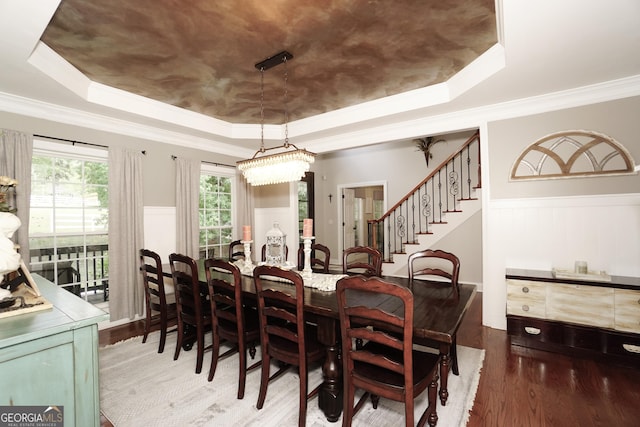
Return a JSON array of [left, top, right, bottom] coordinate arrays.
[[237, 51, 315, 186]]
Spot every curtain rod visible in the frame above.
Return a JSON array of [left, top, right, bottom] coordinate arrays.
[[171, 155, 235, 169], [34, 134, 146, 154]]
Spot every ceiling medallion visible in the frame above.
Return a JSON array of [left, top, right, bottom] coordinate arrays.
[[237, 51, 315, 186]]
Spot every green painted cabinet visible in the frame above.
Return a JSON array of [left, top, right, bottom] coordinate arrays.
[[0, 275, 108, 427]]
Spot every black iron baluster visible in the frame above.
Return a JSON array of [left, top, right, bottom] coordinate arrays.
[[468, 144, 471, 200], [410, 192, 416, 245], [437, 169, 443, 223], [449, 157, 459, 212]]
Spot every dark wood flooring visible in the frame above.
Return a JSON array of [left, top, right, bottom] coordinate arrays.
[[99, 293, 640, 426]]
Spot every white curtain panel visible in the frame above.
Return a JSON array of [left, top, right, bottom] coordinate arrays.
[[0, 129, 33, 266], [108, 147, 145, 321], [175, 157, 200, 259], [236, 169, 254, 240]]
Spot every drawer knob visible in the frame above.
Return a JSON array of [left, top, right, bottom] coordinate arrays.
[[522, 304, 530, 312], [522, 286, 529, 293], [524, 326, 541, 335], [622, 344, 640, 354]]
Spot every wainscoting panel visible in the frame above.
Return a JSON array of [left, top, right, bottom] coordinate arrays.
[[483, 193, 640, 330], [254, 207, 298, 264], [143, 206, 176, 260]]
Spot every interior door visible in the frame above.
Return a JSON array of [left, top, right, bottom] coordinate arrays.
[[342, 188, 355, 249]]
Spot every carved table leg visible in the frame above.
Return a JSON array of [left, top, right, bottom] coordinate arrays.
[[439, 343, 451, 406], [428, 376, 439, 427], [317, 317, 342, 422]]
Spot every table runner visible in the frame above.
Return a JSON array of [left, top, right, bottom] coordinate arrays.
[[233, 260, 346, 292]]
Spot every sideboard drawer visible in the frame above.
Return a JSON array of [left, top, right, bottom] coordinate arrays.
[[602, 331, 640, 361], [506, 279, 546, 318], [614, 289, 640, 333], [507, 315, 563, 345], [547, 283, 614, 328]]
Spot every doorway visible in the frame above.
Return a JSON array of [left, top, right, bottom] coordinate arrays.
[[338, 182, 386, 253]]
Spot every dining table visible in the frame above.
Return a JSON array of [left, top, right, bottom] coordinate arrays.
[[178, 258, 476, 423]]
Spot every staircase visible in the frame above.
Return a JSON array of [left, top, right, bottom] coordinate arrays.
[[381, 191, 482, 276], [368, 131, 481, 275]]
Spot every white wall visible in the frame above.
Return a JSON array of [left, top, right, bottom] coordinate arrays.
[[483, 193, 640, 329], [481, 96, 640, 330]]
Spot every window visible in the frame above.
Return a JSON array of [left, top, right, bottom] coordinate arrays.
[[199, 165, 235, 259], [297, 172, 314, 236], [29, 141, 109, 304]]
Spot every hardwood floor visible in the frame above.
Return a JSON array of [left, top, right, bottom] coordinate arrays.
[[98, 293, 640, 426]]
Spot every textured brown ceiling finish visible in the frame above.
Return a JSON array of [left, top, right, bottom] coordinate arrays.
[[41, 0, 496, 124]]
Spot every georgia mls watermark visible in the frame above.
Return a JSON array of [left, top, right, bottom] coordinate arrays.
[[0, 406, 63, 427]]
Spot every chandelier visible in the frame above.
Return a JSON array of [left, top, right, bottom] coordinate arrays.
[[237, 51, 315, 186]]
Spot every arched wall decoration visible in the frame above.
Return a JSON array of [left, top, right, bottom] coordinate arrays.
[[510, 130, 636, 181]]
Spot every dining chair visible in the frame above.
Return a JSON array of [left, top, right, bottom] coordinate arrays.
[[336, 275, 440, 427], [139, 249, 177, 353], [408, 248, 461, 375], [342, 246, 382, 277], [169, 252, 212, 374], [228, 240, 245, 262], [260, 244, 289, 262], [253, 265, 324, 427], [204, 258, 261, 399], [297, 242, 331, 273]]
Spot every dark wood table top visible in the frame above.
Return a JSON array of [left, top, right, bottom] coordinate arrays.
[[174, 259, 476, 346]]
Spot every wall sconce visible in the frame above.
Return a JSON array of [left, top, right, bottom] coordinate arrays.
[[328, 194, 333, 203]]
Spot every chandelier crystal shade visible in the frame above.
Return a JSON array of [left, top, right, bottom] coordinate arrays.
[[237, 146, 315, 186], [238, 51, 315, 186]]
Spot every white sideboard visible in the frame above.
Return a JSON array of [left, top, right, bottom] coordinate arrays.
[[506, 269, 640, 366]]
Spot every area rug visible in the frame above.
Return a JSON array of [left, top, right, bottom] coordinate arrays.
[[99, 332, 484, 426]]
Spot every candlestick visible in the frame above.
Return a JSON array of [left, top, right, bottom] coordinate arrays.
[[301, 235, 315, 278], [241, 240, 253, 268]]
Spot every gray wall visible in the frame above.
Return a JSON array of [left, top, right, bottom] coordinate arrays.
[[311, 130, 483, 284], [488, 96, 640, 199]]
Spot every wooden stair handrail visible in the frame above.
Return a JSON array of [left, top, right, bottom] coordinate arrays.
[[371, 131, 480, 225]]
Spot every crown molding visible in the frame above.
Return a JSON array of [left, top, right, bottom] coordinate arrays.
[[1, 72, 639, 156], [0, 91, 256, 158], [304, 74, 640, 153]]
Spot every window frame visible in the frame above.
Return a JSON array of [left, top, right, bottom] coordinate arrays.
[[199, 163, 237, 259], [29, 138, 109, 305]]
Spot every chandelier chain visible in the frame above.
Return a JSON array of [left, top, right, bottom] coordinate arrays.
[[238, 51, 315, 186], [283, 57, 289, 147], [259, 67, 265, 153]]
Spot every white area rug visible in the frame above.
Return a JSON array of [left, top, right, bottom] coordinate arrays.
[[100, 332, 484, 426]]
